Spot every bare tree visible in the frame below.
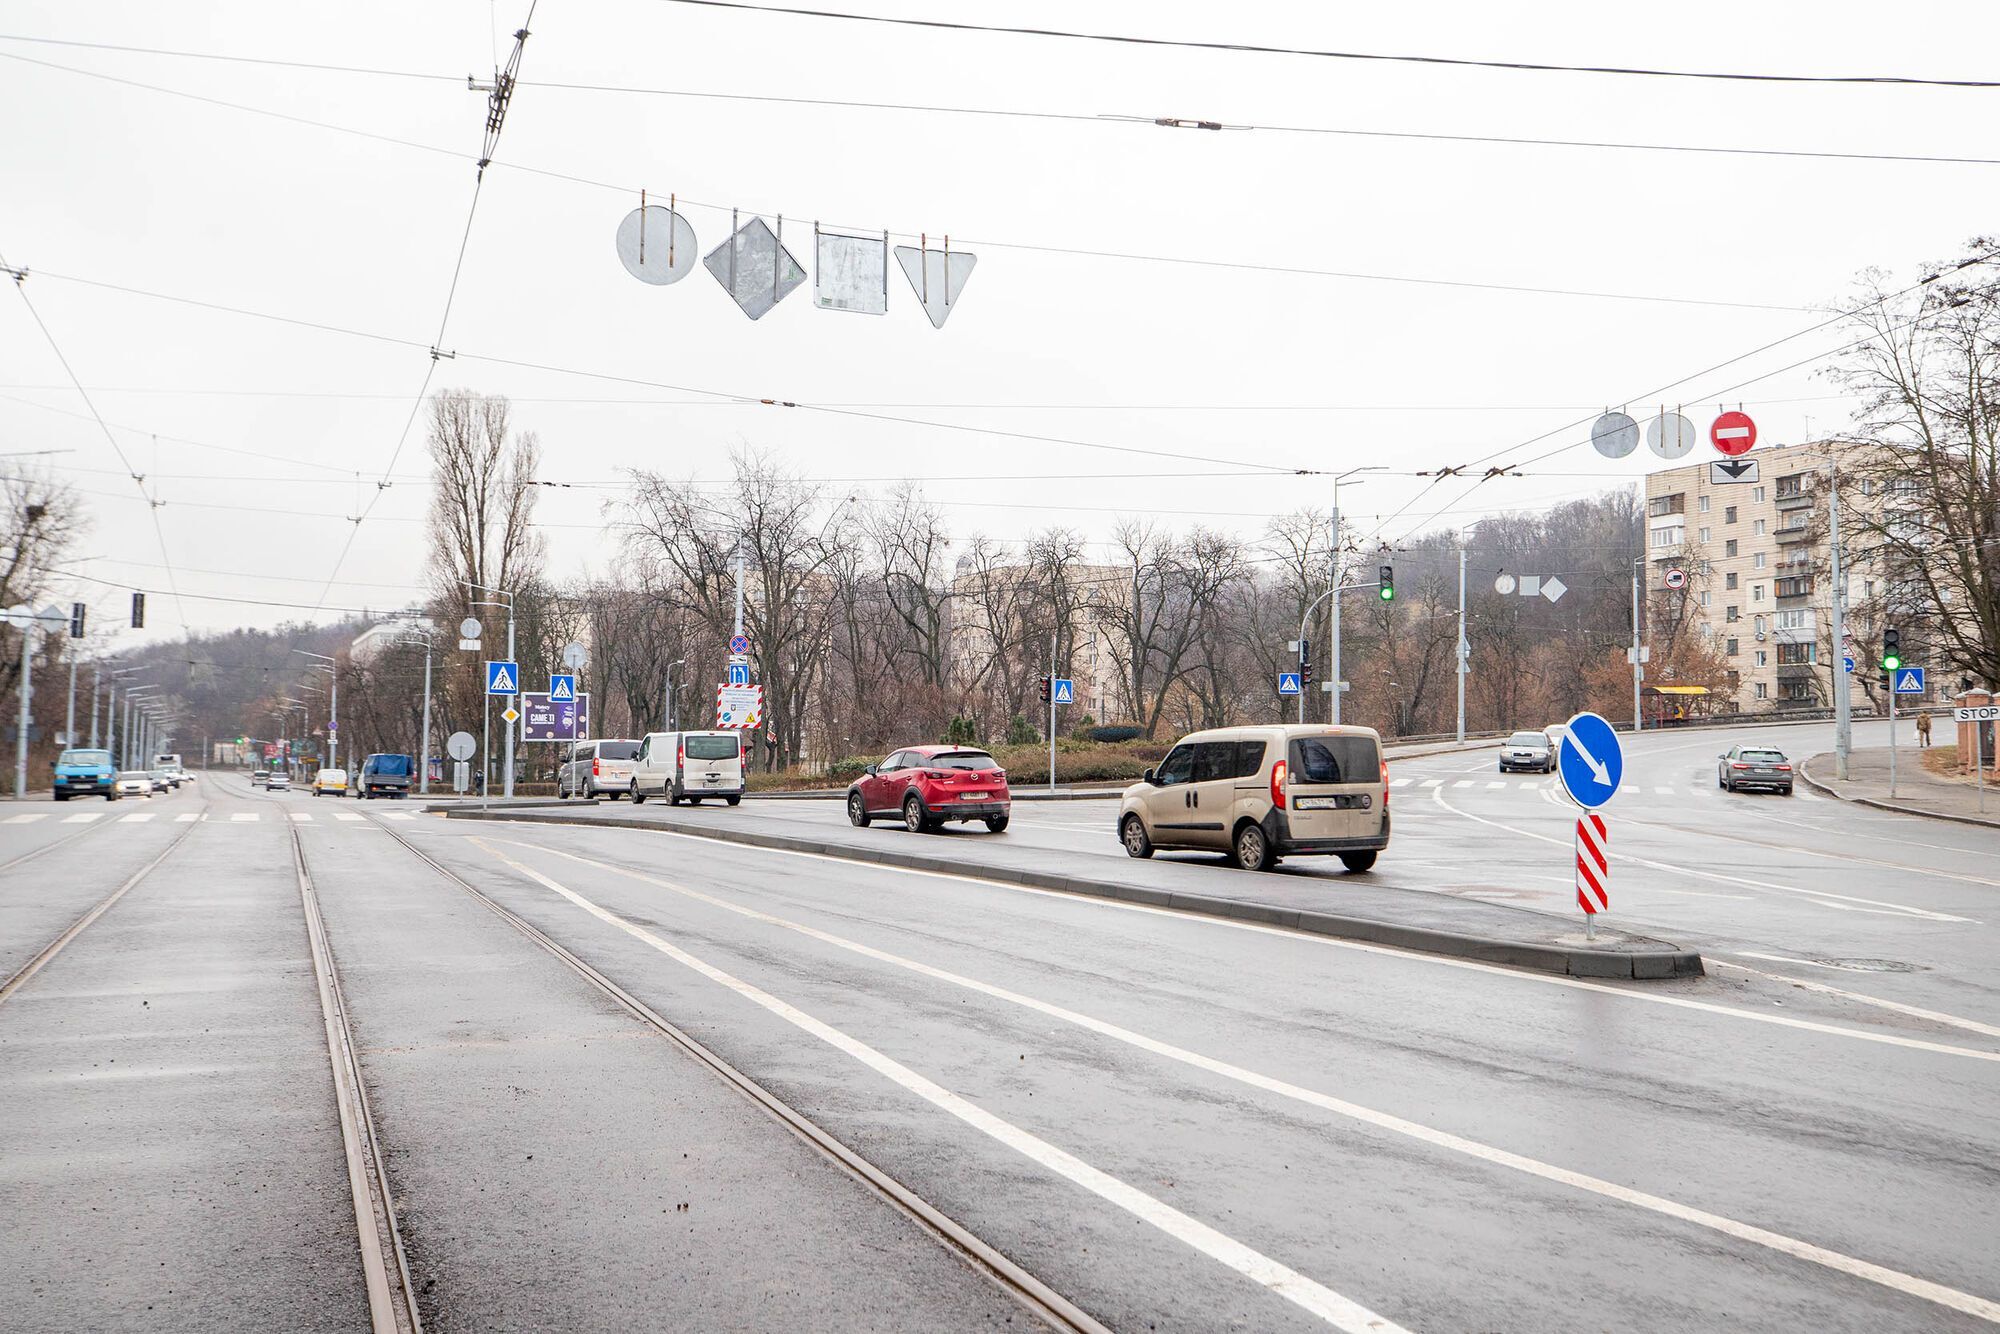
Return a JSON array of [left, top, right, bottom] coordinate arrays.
[[425, 389, 545, 602]]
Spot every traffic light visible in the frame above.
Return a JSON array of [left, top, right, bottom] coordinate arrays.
[[1378, 565, 1395, 601], [1881, 626, 1902, 671], [68, 602, 85, 638], [130, 591, 145, 628], [1037, 676, 1051, 703]]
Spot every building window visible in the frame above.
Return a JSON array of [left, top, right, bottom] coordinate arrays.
[[1650, 524, 1685, 548], [1753, 519, 1767, 536], [1775, 576, 1812, 597], [1753, 584, 1765, 602], [1755, 683, 1769, 700], [1699, 495, 1711, 513], [1698, 526, 1712, 543], [1725, 506, 1738, 523], [1726, 605, 1740, 622], [1776, 473, 1805, 499], [1755, 615, 1768, 635], [1725, 539, 1738, 557], [1783, 681, 1816, 701], [1777, 641, 1815, 665], [1726, 638, 1739, 656], [1754, 552, 1767, 569], [1755, 650, 1768, 667], [1753, 487, 1767, 503], [1699, 590, 1712, 607], [1776, 608, 1810, 630], [1648, 494, 1686, 517], [1781, 511, 1808, 531], [1725, 572, 1738, 590], [1865, 579, 1875, 598]]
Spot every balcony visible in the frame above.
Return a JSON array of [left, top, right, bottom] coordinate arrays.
[[1775, 488, 1814, 511], [1776, 661, 1818, 680], [1772, 622, 1817, 644], [1776, 524, 1814, 545]]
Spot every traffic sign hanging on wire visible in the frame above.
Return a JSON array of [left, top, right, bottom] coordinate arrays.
[[1646, 410, 1696, 460], [1710, 459, 1759, 485], [1590, 411, 1640, 460], [1555, 711, 1623, 810], [1710, 410, 1757, 456]]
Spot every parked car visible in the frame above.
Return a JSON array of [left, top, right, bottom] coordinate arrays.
[[266, 770, 291, 792], [846, 746, 1010, 833], [1117, 724, 1389, 873], [356, 753, 414, 799], [1718, 745, 1793, 795], [1499, 730, 1555, 773], [115, 771, 154, 798], [52, 747, 119, 801], [559, 738, 641, 800], [631, 731, 745, 805], [251, 769, 269, 788], [312, 767, 349, 797]]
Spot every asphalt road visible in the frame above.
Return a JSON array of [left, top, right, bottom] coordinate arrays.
[[2, 735, 1996, 1332]]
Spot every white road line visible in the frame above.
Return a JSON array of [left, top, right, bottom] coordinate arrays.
[[1484, 781, 1506, 790], [1652, 786, 1675, 796], [175, 813, 199, 822], [382, 812, 417, 821], [1718, 958, 2000, 1039], [1452, 780, 1475, 789], [1619, 784, 1641, 795], [1418, 778, 1442, 788], [1625, 815, 2000, 891], [61, 812, 103, 824], [119, 812, 156, 823], [500, 838, 2000, 1327], [230, 812, 259, 822], [5, 812, 48, 824], [1389, 778, 1412, 788], [1515, 782, 1539, 790], [1431, 785, 1974, 924], [476, 842, 1407, 1334], [335, 812, 365, 822], [505, 824, 2000, 1066], [290, 812, 313, 822]]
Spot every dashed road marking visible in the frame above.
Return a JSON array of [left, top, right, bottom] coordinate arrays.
[[382, 812, 417, 821], [5, 813, 49, 824], [1452, 780, 1475, 789], [119, 812, 156, 823], [175, 813, 199, 822], [335, 812, 365, 822], [290, 812, 312, 822], [61, 812, 104, 824], [230, 812, 259, 822], [1419, 778, 1442, 788], [1484, 781, 1506, 790], [1389, 778, 1411, 788]]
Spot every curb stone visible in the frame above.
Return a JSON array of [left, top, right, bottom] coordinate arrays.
[[1799, 754, 2000, 831], [440, 806, 1703, 981]]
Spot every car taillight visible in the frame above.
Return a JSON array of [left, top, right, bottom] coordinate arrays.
[[677, 745, 685, 768], [592, 758, 601, 777], [1775, 763, 1792, 771], [1381, 759, 1390, 808], [928, 769, 951, 780], [1269, 759, 1286, 810], [1731, 762, 1751, 770]]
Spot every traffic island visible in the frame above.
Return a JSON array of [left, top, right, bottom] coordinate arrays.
[[439, 803, 1703, 981]]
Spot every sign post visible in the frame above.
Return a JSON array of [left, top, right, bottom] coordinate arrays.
[[1890, 667, 1926, 801], [1957, 703, 1998, 814], [485, 662, 516, 807], [1554, 711, 1624, 938]]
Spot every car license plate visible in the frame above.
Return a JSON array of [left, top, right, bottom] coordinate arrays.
[[1295, 794, 1371, 810], [961, 792, 988, 801]]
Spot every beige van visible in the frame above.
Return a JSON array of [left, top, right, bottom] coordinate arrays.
[[1117, 724, 1389, 873]]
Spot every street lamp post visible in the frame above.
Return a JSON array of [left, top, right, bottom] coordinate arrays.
[[292, 651, 339, 772], [665, 659, 686, 731], [396, 627, 436, 795], [1300, 468, 1385, 725]]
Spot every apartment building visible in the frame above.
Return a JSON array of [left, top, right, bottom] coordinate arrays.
[[944, 560, 1127, 722], [1642, 441, 1884, 716]]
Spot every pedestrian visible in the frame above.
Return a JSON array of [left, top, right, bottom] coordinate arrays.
[[1916, 710, 1932, 748]]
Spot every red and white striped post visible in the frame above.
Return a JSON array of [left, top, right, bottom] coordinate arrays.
[[1575, 812, 1609, 936]]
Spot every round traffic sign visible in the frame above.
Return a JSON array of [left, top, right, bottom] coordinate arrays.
[[1493, 574, 1518, 595], [459, 617, 482, 640], [1555, 711, 1624, 811], [1664, 567, 1688, 590], [729, 633, 750, 655], [562, 640, 589, 670], [1590, 411, 1640, 460], [446, 730, 477, 761], [1710, 410, 1757, 456], [1646, 411, 1696, 460]]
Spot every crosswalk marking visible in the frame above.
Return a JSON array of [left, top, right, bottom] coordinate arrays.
[[61, 812, 103, 824], [290, 812, 312, 822], [1485, 781, 1506, 790], [1452, 780, 1475, 789], [5, 812, 48, 824], [1389, 778, 1412, 788], [175, 813, 199, 822], [1420, 778, 1442, 787], [382, 811, 417, 821], [335, 812, 365, 822], [1620, 784, 1641, 794], [1517, 782, 1540, 790], [230, 812, 259, 822], [1654, 786, 1674, 796], [119, 812, 156, 823]]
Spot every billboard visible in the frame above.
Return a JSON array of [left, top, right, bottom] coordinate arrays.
[[520, 691, 590, 742]]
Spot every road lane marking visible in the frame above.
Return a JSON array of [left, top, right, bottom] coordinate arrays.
[[335, 812, 365, 822], [1718, 958, 2000, 1039], [382, 812, 416, 821], [291, 812, 313, 822], [230, 812, 259, 822], [1452, 780, 1475, 789], [119, 812, 156, 823], [1484, 782, 1506, 790], [476, 841, 1407, 1334], [1625, 815, 2000, 891], [499, 837, 2000, 1327], [175, 813, 199, 822], [1619, 784, 1640, 794], [61, 811, 103, 823], [1652, 786, 1675, 796], [512, 823, 2000, 1064], [5, 812, 49, 824], [1418, 778, 1441, 788], [1433, 785, 1973, 923]]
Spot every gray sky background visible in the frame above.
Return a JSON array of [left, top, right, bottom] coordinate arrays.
[[5, 0, 1998, 648]]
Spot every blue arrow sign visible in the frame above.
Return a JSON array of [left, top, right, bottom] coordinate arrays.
[[1277, 672, 1302, 697], [1052, 678, 1074, 704], [726, 661, 751, 687], [485, 660, 518, 696], [549, 674, 575, 703], [1843, 654, 1856, 674], [1894, 667, 1926, 695], [1555, 710, 1623, 811]]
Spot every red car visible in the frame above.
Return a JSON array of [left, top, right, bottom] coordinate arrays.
[[847, 745, 1011, 833]]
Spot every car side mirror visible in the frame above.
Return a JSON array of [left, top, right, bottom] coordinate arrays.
[[864, 764, 878, 777], [1143, 767, 1156, 785], [1717, 753, 1727, 759]]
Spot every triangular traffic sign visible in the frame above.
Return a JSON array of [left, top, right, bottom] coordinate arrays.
[[895, 245, 977, 328], [550, 677, 575, 702]]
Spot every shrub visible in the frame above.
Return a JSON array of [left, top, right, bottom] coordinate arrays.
[[1004, 713, 1038, 746], [942, 715, 978, 745], [1088, 725, 1142, 744]]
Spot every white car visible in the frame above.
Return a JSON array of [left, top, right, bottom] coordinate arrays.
[[115, 771, 154, 798], [630, 731, 746, 805], [267, 771, 291, 792]]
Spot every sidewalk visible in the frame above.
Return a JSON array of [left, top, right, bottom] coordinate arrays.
[[1800, 747, 2000, 830]]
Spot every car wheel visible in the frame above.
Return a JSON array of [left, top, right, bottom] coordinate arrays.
[[54, 792, 68, 803], [984, 815, 1009, 833], [725, 795, 741, 807], [1781, 785, 1794, 796], [903, 795, 930, 833], [631, 782, 646, 805], [1233, 822, 1274, 872], [689, 796, 704, 806], [1339, 851, 1378, 873], [1120, 815, 1154, 858], [848, 792, 871, 827]]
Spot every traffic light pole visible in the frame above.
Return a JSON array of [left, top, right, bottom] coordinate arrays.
[[1888, 684, 1897, 801], [1048, 631, 1057, 792], [1828, 466, 1851, 780]]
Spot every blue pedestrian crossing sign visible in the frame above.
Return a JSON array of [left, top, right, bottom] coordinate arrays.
[[549, 674, 576, 703], [726, 661, 751, 687], [485, 660, 518, 696], [1555, 710, 1623, 811], [1277, 672, 1303, 696], [1052, 678, 1074, 705], [1893, 667, 1926, 695]]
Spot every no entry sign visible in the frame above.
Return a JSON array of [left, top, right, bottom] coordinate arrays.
[[1710, 410, 1757, 456]]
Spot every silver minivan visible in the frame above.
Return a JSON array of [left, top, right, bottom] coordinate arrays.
[[631, 730, 746, 806], [559, 738, 641, 800]]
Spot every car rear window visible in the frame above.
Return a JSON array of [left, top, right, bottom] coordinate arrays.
[[927, 750, 998, 771], [1741, 749, 1787, 763], [60, 749, 113, 766], [1507, 732, 1547, 746], [685, 734, 741, 761], [596, 741, 640, 761], [1288, 735, 1381, 784]]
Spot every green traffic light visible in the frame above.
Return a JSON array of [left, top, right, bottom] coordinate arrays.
[[1379, 587, 1394, 600], [1882, 654, 1902, 670]]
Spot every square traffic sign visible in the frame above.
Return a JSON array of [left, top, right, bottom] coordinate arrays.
[[1893, 667, 1926, 695], [486, 660, 519, 695]]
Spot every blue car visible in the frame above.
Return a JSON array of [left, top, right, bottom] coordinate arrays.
[[53, 748, 120, 801]]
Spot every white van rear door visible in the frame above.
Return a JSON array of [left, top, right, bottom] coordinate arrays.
[[682, 732, 743, 790]]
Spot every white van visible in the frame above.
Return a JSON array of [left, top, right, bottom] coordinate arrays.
[[631, 731, 746, 806]]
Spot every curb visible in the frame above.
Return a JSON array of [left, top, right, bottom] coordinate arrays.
[[1799, 755, 2000, 831], [442, 807, 1702, 981]]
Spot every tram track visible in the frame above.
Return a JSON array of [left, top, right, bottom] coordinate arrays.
[[0, 797, 208, 1006], [356, 809, 1107, 1334]]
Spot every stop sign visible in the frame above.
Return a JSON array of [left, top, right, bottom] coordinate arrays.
[[1711, 410, 1757, 456]]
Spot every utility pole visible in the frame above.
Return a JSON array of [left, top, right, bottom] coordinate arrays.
[[14, 620, 33, 798], [1456, 546, 1469, 744], [1047, 630, 1057, 792], [90, 665, 100, 748], [1631, 558, 1644, 733], [1828, 464, 1851, 779]]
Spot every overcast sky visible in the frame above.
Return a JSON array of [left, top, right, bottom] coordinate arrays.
[[5, 1, 1998, 647]]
